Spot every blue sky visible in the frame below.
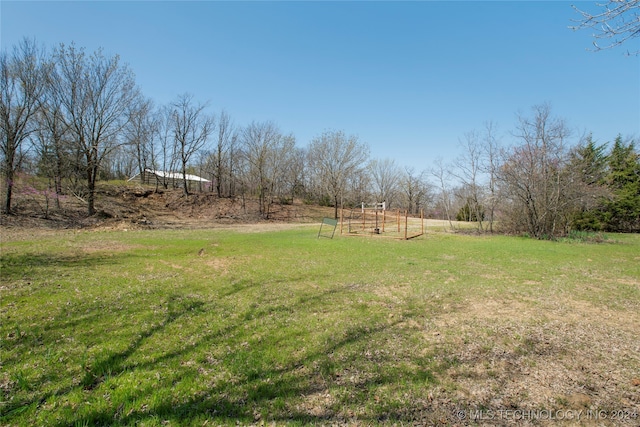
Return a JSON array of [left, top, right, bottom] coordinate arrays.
[[2, 1, 639, 171]]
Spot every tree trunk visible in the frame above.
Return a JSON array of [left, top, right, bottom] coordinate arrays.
[[3, 168, 14, 214], [87, 166, 96, 216], [2, 137, 16, 214], [182, 170, 189, 196]]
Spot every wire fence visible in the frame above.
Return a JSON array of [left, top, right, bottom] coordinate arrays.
[[340, 207, 424, 239]]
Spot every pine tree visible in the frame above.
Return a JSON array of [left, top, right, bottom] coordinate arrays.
[[568, 135, 609, 230], [603, 136, 640, 232]]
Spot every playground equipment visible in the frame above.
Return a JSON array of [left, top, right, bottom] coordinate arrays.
[[340, 202, 424, 240]]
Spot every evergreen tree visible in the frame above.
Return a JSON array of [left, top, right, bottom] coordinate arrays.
[[574, 135, 609, 185], [603, 136, 640, 232], [568, 135, 609, 230]]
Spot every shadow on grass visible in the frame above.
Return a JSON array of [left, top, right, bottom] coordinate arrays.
[[0, 252, 130, 281], [3, 282, 443, 426], [72, 319, 437, 426], [80, 296, 206, 390], [0, 295, 206, 422], [72, 310, 440, 426]]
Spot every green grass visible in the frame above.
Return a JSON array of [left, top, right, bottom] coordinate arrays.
[[1, 227, 639, 426]]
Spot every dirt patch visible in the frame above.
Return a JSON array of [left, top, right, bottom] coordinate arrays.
[[204, 258, 230, 275], [425, 294, 640, 424]]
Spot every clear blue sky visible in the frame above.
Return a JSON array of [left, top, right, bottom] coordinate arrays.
[[2, 1, 639, 171]]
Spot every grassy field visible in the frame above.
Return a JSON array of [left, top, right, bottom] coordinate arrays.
[[1, 225, 639, 426]]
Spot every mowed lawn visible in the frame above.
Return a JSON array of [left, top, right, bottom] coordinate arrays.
[[1, 226, 639, 426]]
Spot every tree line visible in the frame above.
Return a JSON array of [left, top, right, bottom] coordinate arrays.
[[2, 39, 639, 236], [441, 107, 640, 237]]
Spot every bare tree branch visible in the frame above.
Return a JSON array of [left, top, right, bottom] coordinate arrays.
[[571, 0, 640, 55], [308, 130, 369, 219], [1, 38, 48, 213]]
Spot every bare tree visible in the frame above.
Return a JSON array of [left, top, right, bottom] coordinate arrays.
[[152, 105, 177, 190], [32, 47, 73, 208], [125, 96, 156, 184], [211, 110, 235, 197], [571, 0, 640, 54], [497, 104, 575, 238], [1, 38, 48, 213], [481, 121, 501, 233], [107, 147, 135, 179], [52, 43, 138, 215], [430, 157, 455, 229], [36, 69, 73, 205], [282, 146, 307, 203], [399, 166, 432, 215], [240, 121, 295, 218], [240, 120, 277, 215], [452, 130, 485, 230], [227, 133, 239, 197], [272, 134, 297, 204], [367, 158, 401, 208], [345, 168, 372, 210], [308, 130, 369, 219], [169, 93, 214, 195]]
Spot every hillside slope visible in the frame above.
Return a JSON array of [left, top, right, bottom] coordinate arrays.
[[0, 182, 336, 231]]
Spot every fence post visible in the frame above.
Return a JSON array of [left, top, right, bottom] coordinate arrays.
[[404, 210, 408, 240], [382, 209, 386, 233]]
